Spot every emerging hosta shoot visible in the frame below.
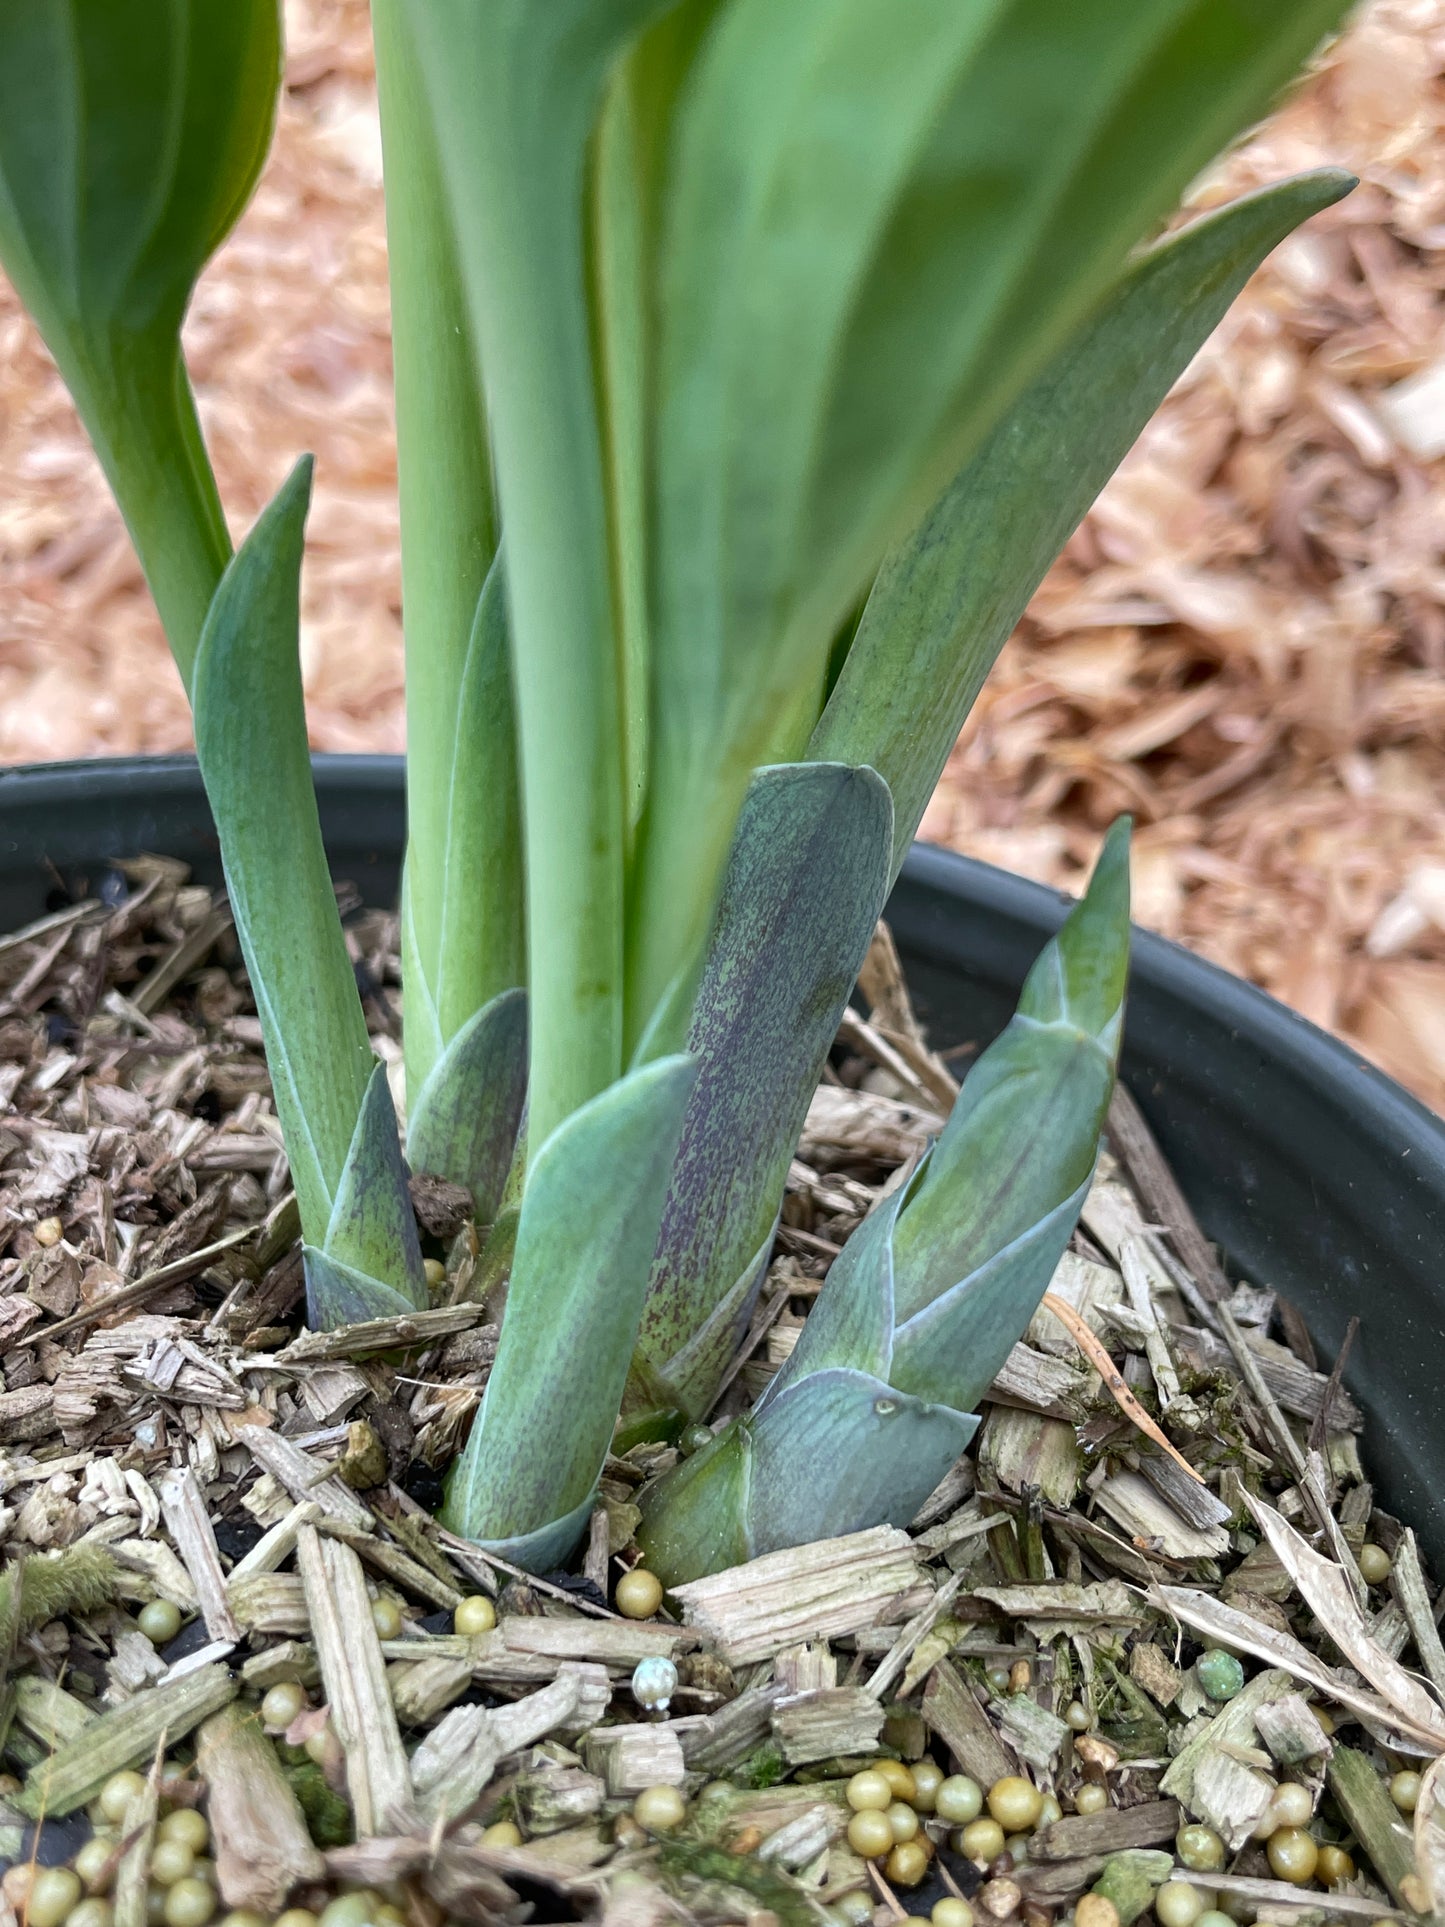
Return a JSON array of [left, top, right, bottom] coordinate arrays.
[[639, 823, 1130, 1585], [0, 0, 1353, 1581]]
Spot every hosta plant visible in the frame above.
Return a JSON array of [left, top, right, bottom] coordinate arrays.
[[0, 0, 1351, 1585]]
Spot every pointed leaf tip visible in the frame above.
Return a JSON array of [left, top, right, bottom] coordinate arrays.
[[407, 986, 528, 1218], [323, 1062, 427, 1313], [1288, 165, 1357, 209], [192, 455, 378, 1256], [263, 452, 316, 540], [203, 452, 315, 645], [1023, 814, 1132, 1040]]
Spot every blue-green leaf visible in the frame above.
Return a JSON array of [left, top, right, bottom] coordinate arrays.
[[634, 1413, 754, 1585], [412, 1, 675, 1153], [443, 1053, 695, 1567], [889, 1187, 1090, 1411], [0, 0, 281, 676], [810, 171, 1354, 874], [746, 1370, 977, 1558], [407, 988, 528, 1222], [314, 1064, 427, 1324], [591, 2, 728, 838], [373, 0, 511, 1108], [629, 0, 1350, 1049], [640, 823, 1130, 1583], [629, 762, 893, 1425], [638, 1365, 976, 1587], [302, 1248, 421, 1332], [193, 461, 369, 1238], [399, 555, 525, 1099], [752, 1160, 914, 1392], [194, 459, 419, 1319]]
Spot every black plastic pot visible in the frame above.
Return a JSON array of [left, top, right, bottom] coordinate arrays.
[[3, 754, 1442, 1567]]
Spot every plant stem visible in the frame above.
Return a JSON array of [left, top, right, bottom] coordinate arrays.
[[373, 0, 509, 1102], [625, 742, 754, 1059], [83, 343, 231, 693], [591, 67, 652, 847], [412, 6, 639, 1157]]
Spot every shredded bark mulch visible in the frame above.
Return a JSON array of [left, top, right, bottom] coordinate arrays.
[[0, 863, 1440, 1926], [5, 0, 1445, 1110]]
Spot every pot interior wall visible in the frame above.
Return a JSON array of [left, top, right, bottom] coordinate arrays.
[[3, 756, 1442, 1568]]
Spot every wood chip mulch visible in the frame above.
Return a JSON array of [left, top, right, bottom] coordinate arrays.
[[3, 0, 1445, 1111], [0, 867, 1441, 1925]]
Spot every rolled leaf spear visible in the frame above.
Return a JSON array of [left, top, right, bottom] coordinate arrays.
[[638, 819, 1131, 1588]]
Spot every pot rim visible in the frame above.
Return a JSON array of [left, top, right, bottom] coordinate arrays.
[[2, 749, 1436, 1150]]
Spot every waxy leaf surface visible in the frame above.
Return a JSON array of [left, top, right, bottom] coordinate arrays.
[[194, 460, 421, 1320], [414, 0, 676, 1150], [0, 0, 281, 672], [374, 0, 503, 1106], [641, 823, 1130, 1584], [399, 555, 524, 1097], [810, 171, 1355, 876], [630, 762, 893, 1425], [407, 988, 529, 1223], [315, 1063, 427, 1325], [443, 1054, 694, 1569], [632, 0, 1350, 1046]]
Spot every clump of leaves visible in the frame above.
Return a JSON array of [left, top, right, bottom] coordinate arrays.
[[0, 0, 1353, 1582]]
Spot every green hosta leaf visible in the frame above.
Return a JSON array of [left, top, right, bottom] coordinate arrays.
[[399, 555, 524, 1098], [373, 0, 509, 1107], [630, 0, 1350, 1045], [640, 823, 1130, 1585], [443, 1054, 695, 1570], [0, 0, 281, 676], [194, 459, 419, 1319], [639, 1369, 978, 1585], [810, 171, 1354, 875], [302, 1249, 421, 1331], [306, 1064, 427, 1327], [412, 1, 675, 1153], [628, 763, 893, 1428], [407, 988, 529, 1223]]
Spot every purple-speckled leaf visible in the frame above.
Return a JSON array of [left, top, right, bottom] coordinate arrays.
[[304, 1246, 421, 1329], [443, 1053, 694, 1566], [640, 823, 1129, 1579], [628, 761, 892, 1427]]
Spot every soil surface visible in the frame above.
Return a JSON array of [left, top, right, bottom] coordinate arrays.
[[0, 863, 1440, 1926], [3, 0, 1445, 1109]]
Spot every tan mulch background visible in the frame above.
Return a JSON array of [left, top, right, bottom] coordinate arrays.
[[2, 0, 1445, 1110]]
